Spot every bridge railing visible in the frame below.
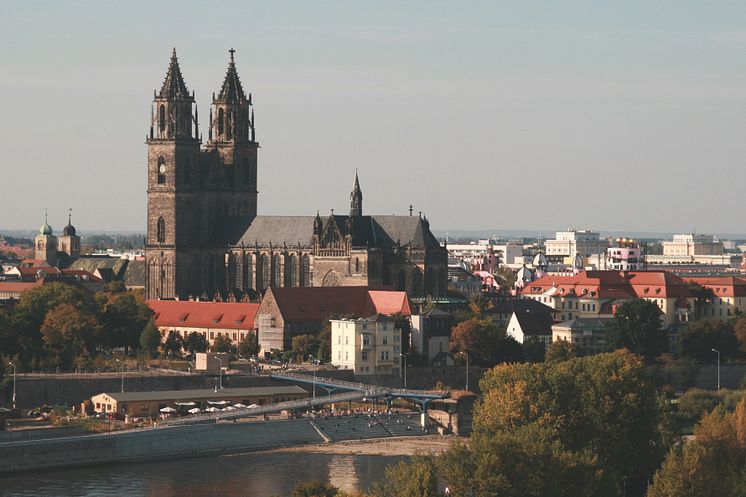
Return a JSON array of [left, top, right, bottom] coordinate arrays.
[[271, 372, 371, 391], [163, 387, 389, 426]]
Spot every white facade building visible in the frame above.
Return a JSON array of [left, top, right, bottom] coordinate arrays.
[[663, 233, 723, 257], [331, 315, 401, 375], [544, 229, 608, 261]]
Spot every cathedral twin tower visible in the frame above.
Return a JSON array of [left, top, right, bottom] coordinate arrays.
[[146, 49, 258, 299], [146, 49, 448, 302]]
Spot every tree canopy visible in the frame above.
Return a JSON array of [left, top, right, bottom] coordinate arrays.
[[605, 299, 668, 360]]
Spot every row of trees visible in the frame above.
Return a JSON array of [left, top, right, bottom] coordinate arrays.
[[141, 326, 259, 360], [0, 281, 152, 370]]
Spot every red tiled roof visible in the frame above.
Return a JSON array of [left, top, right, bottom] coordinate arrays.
[[147, 300, 260, 330], [0, 280, 45, 294], [684, 276, 746, 298], [266, 286, 411, 322], [520, 270, 691, 300], [367, 290, 412, 316]]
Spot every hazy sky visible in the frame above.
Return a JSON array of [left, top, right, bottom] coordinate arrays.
[[2, 1, 746, 235]]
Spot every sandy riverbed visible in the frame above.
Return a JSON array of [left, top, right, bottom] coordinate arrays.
[[265, 435, 461, 456]]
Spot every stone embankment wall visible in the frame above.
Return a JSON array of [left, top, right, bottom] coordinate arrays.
[[0, 418, 324, 474]]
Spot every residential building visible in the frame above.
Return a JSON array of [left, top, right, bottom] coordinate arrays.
[[255, 286, 411, 354], [488, 298, 557, 324], [544, 229, 608, 263], [148, 300, 260, 348], [663, 233, 724, 257], [606, 238, 644, 271], [552, 318, 611, 354], [506, 311, 554, 345], [331, 314, 401, 375], [520, 270, 693, 328], [410, 308, 453, 365]]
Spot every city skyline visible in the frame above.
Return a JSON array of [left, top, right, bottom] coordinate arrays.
[[2, 1, 746, 233]]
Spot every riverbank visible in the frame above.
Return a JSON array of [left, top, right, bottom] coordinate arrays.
[[267, 435, 459, 456]]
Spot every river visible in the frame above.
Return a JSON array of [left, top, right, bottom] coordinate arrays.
[[0, 452, 407, 497]]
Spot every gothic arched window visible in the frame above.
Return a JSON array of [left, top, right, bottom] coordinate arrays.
[[243, 253, 253, 291], [285, 255, 297, 287], [157, 217, 165, 243], [258, 253, 271, 291], [218, 108, 224, 137], [271, 254, 282, 288], [300, 255, 311, 287], [159, 105, 166, 133]]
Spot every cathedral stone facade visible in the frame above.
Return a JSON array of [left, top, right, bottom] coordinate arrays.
[[145, 50, 447, 301]]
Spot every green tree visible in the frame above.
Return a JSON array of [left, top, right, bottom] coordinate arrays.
[[211, 334, 234, 354], [289, 481, 339, 497], [139, 320, 161, 358], [735, 316, 746, 357], [40, 303, 101, 370], [368, 455, 442, 497], [545, 340, 580, 363], [12, 282, 97, 366], [523, 337, 546, 363], [237, 331, 258, 358], [162, 330, 184, 358], [184, 332, 209, 355], [679, 319, 739, 361], [477, 350, 671, 497], [291, 334, 320, 360], [647, 395, 746, 497], [98, 291, 152, 354], [605, 299, 668, 360], [438, 426, 617, 497], [451, 317, 523, 367], [317, 326, 331, 362]]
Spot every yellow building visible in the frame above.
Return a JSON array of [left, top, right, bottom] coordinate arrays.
[[90, 385, 308, 418]]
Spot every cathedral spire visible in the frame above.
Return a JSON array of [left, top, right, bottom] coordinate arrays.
[[159, 48, 190, 100], [218, 48, 247, 103], [350, 170, 363, 217], [210, 49, 252, 143]]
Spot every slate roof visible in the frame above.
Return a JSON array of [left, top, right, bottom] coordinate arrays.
[[68, 256, 128, 279], [123, 259, 146, 288], [490, 299, 556, 316], [216, 214, 441, 250], [512, 312, 554, 336]]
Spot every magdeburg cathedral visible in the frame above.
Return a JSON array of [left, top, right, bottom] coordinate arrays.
[[145, 49, 447, 301]]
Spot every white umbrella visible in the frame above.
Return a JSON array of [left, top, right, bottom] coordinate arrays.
[[160, 407, 177, 413], [225, 406, 237, 411], [232, 403, 247, 409], [188, 407, 202, 414], [207, 400, 229, 405], [248, 404, 261, 409], [205, 407, 219, 413], [175, 402, 196, 406]]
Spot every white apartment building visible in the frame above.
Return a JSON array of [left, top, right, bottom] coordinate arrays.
[[331, 315, 401, 375], [544, 229, 608, 261], [663, 233, 723, 257]]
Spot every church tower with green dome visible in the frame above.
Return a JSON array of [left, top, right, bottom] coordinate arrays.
[[34, 210, 58, 266]]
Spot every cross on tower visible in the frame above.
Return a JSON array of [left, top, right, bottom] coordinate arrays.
[[229, 48, 235, 61]]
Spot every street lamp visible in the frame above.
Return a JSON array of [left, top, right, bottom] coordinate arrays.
[[8, 362, 16, 409], [212, 356, 223, 389], [399, 353, 407, 389], [456, 351, 469, 392], [712, 348, 721, 390], [115, 359, 124, 393], [309, 355, 318, 399]]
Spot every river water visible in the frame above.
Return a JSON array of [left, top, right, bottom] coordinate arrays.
[[0, 452, 406, 497]]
